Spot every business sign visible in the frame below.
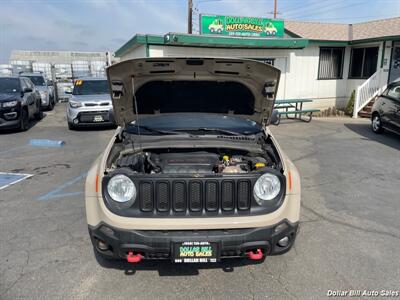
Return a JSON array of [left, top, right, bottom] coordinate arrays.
[[200, 14, 284, 37]]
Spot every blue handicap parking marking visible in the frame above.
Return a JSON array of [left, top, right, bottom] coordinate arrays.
[[0, 172, 33, 190], [37, 172, 87, 201]]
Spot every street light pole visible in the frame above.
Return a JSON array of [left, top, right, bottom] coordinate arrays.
[[274, 0, 277, 19], [188, 0, 193, 34]]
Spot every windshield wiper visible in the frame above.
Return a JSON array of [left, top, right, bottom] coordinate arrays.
[[128, 124, 183, 135], [174, 128, 245, 136]]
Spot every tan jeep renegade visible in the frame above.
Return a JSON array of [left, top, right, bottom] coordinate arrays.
[[85, 57, 300, 264]]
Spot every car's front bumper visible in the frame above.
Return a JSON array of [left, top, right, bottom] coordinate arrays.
[[67, 105, 115, 126], [0, 107, 21, 129], [89, 219, 298, 261]]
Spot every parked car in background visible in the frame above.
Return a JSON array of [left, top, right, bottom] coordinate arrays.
[[85, 58, 300, 264], [371, 81, 400, 135], [66, 77, 115, 130], [0, 76, 43, 131], [19, 72, 55, 110]]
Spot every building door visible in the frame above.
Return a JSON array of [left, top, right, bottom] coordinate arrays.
[[389, 41, 400, 83]]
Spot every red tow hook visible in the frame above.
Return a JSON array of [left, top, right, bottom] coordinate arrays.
[[247, 248, 264, 260], [126, 251, 143, 263]]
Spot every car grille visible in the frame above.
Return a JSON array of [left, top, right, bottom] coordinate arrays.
[[84, 102, 110, 107], [102, 173, 286, 218], [136, 177, 254, 216], [78, 111, 109, 123]]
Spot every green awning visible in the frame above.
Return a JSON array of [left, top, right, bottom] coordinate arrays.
[[115, 33, 309, 57], [164, 33, 308, 49]]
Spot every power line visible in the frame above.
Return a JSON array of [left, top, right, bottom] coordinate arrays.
[[288, 1, 366, 19], [282, 0, 334, 16], [293, 13, 400, 21], [288, 1, 358, 19]]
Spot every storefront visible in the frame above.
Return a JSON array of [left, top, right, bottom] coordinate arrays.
[[115, 16, 400, 112]]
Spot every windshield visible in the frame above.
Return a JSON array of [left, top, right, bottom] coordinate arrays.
[[25, 76, 45, 86], [126, 113, 262, 136], [73, 80, 109, 95], [0, 78, 20, 93]]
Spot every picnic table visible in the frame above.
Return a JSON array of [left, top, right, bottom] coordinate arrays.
[[274, 99, 320, 123]]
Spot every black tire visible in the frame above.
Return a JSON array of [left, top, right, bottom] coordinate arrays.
[[68, 121, 76, 130], [47, 99, 54, 111], [19, 109, 29, 131], [34, 109, 43, 120], [371, 113, 384, 134]]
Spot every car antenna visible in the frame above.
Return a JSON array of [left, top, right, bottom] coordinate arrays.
[[131, 76, 142, 150]]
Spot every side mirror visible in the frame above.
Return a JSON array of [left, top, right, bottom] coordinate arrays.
[[270, 109, 280, 125], [23, 87, 33, 93]]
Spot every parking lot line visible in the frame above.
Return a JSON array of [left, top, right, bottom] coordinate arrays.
[[37, 172, 87, 201], [0, 172, 33, 190], [0, 145, 28, 155]]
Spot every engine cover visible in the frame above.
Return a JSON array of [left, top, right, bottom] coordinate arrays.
[[155, 152, 219, 174]]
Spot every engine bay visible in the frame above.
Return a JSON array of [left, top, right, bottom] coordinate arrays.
[[111, 146, 280, 175]]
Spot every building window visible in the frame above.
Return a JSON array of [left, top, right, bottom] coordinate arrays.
[[349, 47, 379, 79], [318, 47, 344, 79]]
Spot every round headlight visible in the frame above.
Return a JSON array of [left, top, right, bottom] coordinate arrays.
[[107, 174, 136, 203], [253, 173, 281, 204]]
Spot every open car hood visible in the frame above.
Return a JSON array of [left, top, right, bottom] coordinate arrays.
[[106, 57, 280, 126]]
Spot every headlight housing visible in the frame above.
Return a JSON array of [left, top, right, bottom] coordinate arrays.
[[69, 100, 82, 108], [107, 174, 136, 203], [253, 173, 281, 204], [2, 100, 19, 108]]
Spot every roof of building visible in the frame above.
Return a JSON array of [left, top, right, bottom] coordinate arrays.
[[285, 17, 400, 41], [285, 21, 348, 41]]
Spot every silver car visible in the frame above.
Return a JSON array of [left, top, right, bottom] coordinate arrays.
[[66, 77, 115, 130], [19, 72, 55, 110]]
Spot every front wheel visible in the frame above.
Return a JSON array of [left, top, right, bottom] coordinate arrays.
[[372, 114, 384, 134], [68, 121, 76, 130], [19, 109, 29, 131], [34, 109, 43, 120], [48, 99, 55, 111]]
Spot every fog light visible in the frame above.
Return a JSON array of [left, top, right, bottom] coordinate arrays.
[[4, 112, 18, 120], [73, 118, 79, 124], [97, 239, 109, 251], [278, 236, 289, 247]]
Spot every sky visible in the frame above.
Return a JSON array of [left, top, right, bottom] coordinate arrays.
[[0, 0, 400, 63]]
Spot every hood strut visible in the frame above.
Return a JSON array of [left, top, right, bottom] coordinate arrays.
[[131, 76, 142, 149]]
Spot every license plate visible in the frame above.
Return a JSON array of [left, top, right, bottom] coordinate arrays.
[[93, 115, 104, 122], [173, 241, 218, 263]]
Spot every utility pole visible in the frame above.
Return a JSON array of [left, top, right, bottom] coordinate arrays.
[[274, 0, 277, 19], [188, 0, 193, 34]]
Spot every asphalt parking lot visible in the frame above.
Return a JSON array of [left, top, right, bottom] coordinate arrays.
[[1, 103, 399, 300]]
